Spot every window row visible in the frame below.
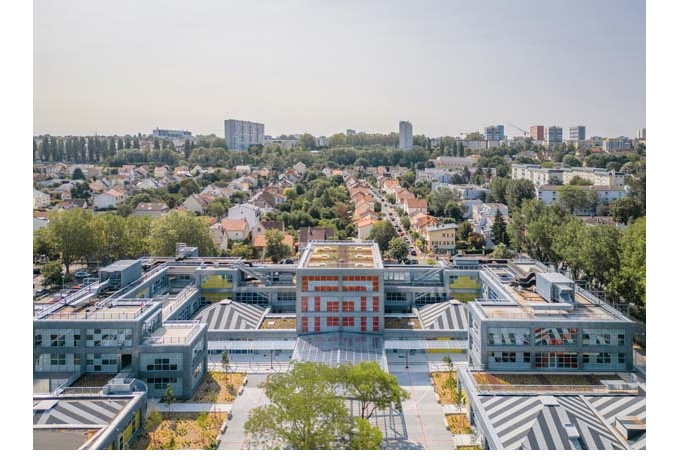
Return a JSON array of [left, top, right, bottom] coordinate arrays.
[[147, 377, 178, 390], [34, 329, 81, 348]]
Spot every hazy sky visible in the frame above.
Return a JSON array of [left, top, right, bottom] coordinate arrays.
[[34, 0, 646, 138]]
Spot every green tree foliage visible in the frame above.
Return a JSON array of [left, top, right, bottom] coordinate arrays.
[[505, 179, 536, 210], [508, 201, 566, 265], [349, 417, 383, 450], [386, 237, 410, 262], [72, 167, 86, 180], [340, 361, 409, 420], [610, 217, 646, 319], [244, 362, 352, 450], [265, 229, 292, 263], [163, 384, 175, 415], [398, 170, 416, 189], [41, 260, 64, 288], [491, 209, 509, 245], [148, 211, 216, 256], [46, 209, 96, 273], [609, 196, 644, 224], [298, 133, 317, 150], [568, 175, 593, 186], [489, 243, 513, 259], [457, 220, 473, 242], [427, 188, 464, 218], [558, 185, 598, 215], [230, 242, 256, 259], [368, 220, 398, 251], [489, 177, 511, 204]]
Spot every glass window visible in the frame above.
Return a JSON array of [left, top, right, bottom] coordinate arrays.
[[534, 328, 578, 346], [488, 328, 531, 346]]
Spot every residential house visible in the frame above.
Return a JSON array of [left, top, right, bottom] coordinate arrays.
[[182, 194, 211, 215], [153, 166, 169, 178], [235, 165, 252, 175], [93, 189, 124, 210], [404, 198, 428, 217], [298, 227, 335, 250], [227, 204, 261, 231], [136, 178, 161, 190], [33, 189, 51, 209], [357, 218, 378, 240], [292, 162, 307, 176], [425, 223, 458, 254], [209, 222, 230, 253], [33, 211, 49, 232], [251, 220, 285, 240], [133, 202, 170, 217], [220, 218, 250, 241], [411, 213, 440, 237], [253, 232, 295, 258], [53, 199, 88, 211]]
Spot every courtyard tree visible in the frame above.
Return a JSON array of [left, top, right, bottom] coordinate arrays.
[[41, 260, 64, 288], [163, 384, 176, 416], [340, 361, 409, 420], [349, 417, 383, 450], [244, 362, 351, 449], [386, 237, 409, 261]]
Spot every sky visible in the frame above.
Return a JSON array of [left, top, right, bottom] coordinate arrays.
[[33, 0, 645, 138]]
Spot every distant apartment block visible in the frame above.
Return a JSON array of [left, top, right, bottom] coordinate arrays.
[[512, 164, 625, 187], [399, 121, 413, 151], [224, 119, 265, 151], [546, 126, 563, 146], [536, 184, 628, 214], [569, 125, 586, 141], [152, 128, 193, 140], [530, 125, 545, 141], [484, 125, 504, 142], [603, 136, 632, 153], [637, 128, 646, 140]]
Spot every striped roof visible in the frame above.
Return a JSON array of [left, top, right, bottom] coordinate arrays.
[[478, 395, 627, 450], [195, 301, 266, 330], [417, 301, 468, 330], [34, 398, 127, 426], [587, 395, 646, 450]]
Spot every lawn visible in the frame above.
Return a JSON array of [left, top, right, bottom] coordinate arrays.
[[384, 317, 422, 329], [446, 414, 473, 435], [457, 445, 483, 450], [191, 371, 246, 403], [132, 412, 226, 450], [431, 371, 459, 404], [472, 373, 619, 386]]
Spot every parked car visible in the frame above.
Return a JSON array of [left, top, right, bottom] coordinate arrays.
[[411, 250, 417, 256], [74, 270, 90, 278]]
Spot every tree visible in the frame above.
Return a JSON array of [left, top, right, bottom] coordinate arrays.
[[148, 211, 216, 256], [368, 220, 398, 251], [508, 200, 566, 265], [349, 417, 382, 450], [458, 221, 473, 242], [609, 196, 644, 224], [230, 242, 255, 259], [490, 242, 513, 259], [341, 361, 409, 420], [298, 133, 316, 150], [558, 185, 598, 215], [568, 175, 593, 186], [489, 177, 511, 204], [264, 229, 292, 263], [398, 170, 416, 189], [163, 384, 175, 416], [505, 179, 536, 210], [490, 209, 509, 245], [46, 209, 96, 273], [244, 362, 352, 449], [452, 386, 466, 413], [428, 188, 461, 217], [221, 349, 231, 375], [72, 167, 86, 181], [41, 260, 64, 288], [610, 217, 646, 320], [387, 237, 409, 261]]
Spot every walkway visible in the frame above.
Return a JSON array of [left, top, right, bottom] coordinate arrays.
[[218, 373, 268, 450], [388, 362, 454, 450]]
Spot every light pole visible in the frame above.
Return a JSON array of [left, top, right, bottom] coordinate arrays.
[[405, 350, 409, 369], [270, 349, 274, 370]]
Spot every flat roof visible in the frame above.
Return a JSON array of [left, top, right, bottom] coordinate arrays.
[[33, 428, 104, 450], [145, 321, 202, 344], [101, 259, 139, 272], [299, 241, 382, 269], [39, 300, 154, 321], [475, 264, 629, 321]]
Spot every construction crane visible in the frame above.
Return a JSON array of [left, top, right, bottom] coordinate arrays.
[[507, 123, 528, 137]]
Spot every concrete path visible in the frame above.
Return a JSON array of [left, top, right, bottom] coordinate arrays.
[[147, 399, 233, 413], [218, 374, 268, 450], [388, 362, 454, 450]]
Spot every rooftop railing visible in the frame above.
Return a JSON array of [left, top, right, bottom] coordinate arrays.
[[144, 320, 203, 345]]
